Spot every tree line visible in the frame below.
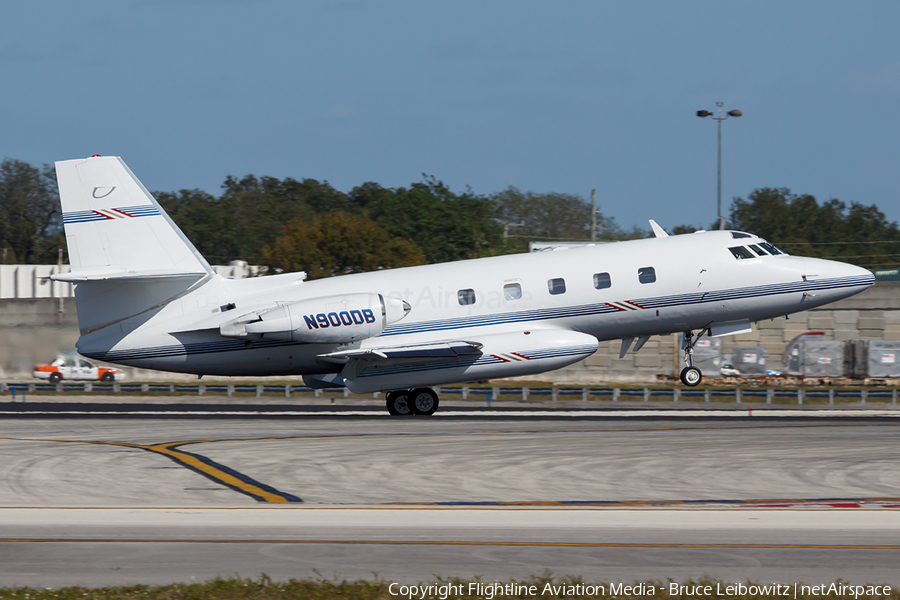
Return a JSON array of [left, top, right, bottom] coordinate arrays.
[[1, 157, 898, 275]]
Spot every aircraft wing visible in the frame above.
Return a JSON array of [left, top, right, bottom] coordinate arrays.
[[317, 340, 483, 363], [306, 329, 599, 393]]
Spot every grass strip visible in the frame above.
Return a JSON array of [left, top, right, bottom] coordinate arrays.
[[0, 575, 898, 600]]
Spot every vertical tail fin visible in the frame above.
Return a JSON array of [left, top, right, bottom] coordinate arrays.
[[56, 156, 212, 278], [54, 156, 213, 335]]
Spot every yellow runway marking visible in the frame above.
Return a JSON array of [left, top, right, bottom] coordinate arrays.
[[0, 437, 300, 503], [144, 442, 298, 503]]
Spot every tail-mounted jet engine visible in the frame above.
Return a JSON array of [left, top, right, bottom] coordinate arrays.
[[220, 293, 411, 343]]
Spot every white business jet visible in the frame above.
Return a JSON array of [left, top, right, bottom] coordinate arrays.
[[53, 156, 874, 415]]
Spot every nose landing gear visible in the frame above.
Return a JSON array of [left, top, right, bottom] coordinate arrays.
[[680, 365, 702, 386], [680, 330, 704, 386]]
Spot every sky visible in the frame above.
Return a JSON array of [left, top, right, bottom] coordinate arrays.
[[2, 1, 899, 234]]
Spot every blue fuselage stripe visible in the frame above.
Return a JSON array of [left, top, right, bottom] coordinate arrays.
[[380, 275, 872, 337], [86, 275, 871, 363]]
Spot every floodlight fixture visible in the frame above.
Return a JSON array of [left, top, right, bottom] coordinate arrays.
[[695, 103, 744, 230]]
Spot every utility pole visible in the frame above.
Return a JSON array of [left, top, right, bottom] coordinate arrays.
[[591, 189, 597, 242], [697, 103, 743, 230], [503, 222, 524, 249]]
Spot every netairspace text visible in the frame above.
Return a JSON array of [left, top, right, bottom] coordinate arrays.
[[388, 581, 894, 599]]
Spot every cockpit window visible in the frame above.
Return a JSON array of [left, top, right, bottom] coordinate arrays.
[[731, 231, 752, 239], [729, 246, 755, 260], [759, 242, 785, 255], [749, 244, 768, 256]]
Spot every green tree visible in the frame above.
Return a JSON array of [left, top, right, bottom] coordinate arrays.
[[491, 187, 647, 252], [157, 174, 355, 263], [263, 212, 426, 279], [0, 159, 63, 263], [728, 187, 900, 268], [156, 189, 239, 263], [350, 177, 504, 263], [671, 224, 699, 235]]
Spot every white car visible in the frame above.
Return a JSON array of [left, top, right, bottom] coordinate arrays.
[[720, 363, 742, 377], [33, 356, 125, 384]]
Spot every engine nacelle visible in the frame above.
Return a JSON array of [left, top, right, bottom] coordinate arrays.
[[220, 293, 410, 344]]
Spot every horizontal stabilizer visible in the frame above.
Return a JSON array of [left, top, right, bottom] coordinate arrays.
[[52, 269, 208, 283]]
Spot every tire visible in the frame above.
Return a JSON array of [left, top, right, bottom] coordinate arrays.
[[100, 372, 115, 382], [48, 372, 62, 384], [385, 391, 413, 416], [680, 366, 702, 387], [409, 388, 439, 416]]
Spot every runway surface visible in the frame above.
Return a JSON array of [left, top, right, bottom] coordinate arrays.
[[1, 411, 899, 587]]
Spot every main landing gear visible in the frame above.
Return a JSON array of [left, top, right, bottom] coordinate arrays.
[[679, 330, 703, 387], [385, 388, 440, 416]]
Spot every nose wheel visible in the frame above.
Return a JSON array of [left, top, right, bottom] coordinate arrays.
[[680, 330, 704, 386], [680, 366, 702, 386]]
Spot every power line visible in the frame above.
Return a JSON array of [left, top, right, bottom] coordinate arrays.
[[827, 253, 900, 260], [777, 240, 900, 246]]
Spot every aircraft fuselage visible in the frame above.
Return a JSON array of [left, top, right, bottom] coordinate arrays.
[[75, 230, 873, 388]]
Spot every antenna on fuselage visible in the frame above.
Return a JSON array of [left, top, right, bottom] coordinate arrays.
[[648, 219, 669, 238]]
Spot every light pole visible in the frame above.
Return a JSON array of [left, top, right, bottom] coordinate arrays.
[[697, 102, 742, 230]]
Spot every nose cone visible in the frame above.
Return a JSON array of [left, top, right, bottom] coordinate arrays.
[[802, 257, 874, 304]]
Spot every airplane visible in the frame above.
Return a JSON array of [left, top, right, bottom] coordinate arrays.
[[52, 156, 875, 415]]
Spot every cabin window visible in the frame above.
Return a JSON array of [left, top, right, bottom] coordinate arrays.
[[593, 272, 611, 289], [548, 278, 566, 295], [749, 244, 768, 256], [729, 246, 755, 260], [638, 266, 656, 284], [759, 241, 785, 255], [457, 289, 476, 305], [504, 283, 522, 300]]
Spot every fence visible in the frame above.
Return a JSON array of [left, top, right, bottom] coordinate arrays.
[[0, 265, 73, 299], [1, 382, 897, 405]]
